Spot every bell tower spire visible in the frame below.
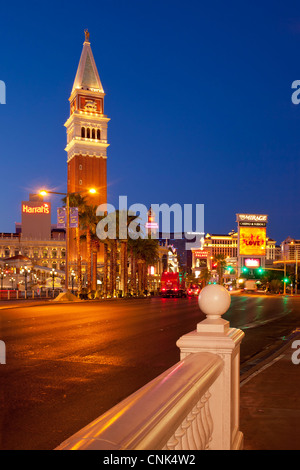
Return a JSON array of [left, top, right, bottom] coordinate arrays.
[[65, 30, 109, 207]]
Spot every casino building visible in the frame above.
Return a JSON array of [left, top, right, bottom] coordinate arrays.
[[191, 214, 277, 283], [0, 194, 66, 289]]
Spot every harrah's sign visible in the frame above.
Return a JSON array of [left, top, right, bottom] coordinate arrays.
[[22, 203, 50, 214]]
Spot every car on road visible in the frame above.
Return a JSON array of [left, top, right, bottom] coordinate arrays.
[[187, 284, 201, 297]]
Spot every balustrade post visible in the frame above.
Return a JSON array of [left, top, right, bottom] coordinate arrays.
[[177, 284, 244, 450]]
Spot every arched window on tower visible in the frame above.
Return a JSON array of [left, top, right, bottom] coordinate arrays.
[[81, 127, 85, 138], [92, 129, 95, 139], [86, 128, 90, 138], [97, 129, 101, 140]]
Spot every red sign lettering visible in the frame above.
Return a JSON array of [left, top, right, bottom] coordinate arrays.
[[22, 203, 50, 214]]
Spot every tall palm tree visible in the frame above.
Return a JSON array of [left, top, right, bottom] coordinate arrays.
[[96, 211, 118, 297], [97, 210, 136, 297], [79, 204, 98, 290], [62, 194, 87, 291], [128, 236, 159, 294]]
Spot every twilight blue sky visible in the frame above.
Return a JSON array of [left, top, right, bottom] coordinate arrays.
[[1, 0, 300, 243]]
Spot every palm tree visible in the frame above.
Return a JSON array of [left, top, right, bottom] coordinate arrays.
[[96, 211, 118, 297], [213, 254, 226, 284], [199, 267, 211, 286], [97, 210, 137, 297], [128, 236, 159, 294], [79, 204, 98, 290], [62, 194, 87, 291]]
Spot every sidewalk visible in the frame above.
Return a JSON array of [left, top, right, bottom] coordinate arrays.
[[0, 298, 52, 309], [240, 332, 300, 450]]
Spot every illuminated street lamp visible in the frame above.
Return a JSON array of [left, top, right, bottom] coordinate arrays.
[[20, 266, 30, 292], [0, 270, 6, 290], [51, 268, 57, 292], [10, 277, 15, 289], [71, 269, 76, 294], [38, 188, 97, 291]]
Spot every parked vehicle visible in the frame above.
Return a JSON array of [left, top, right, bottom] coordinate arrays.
[[243, 279, 257, 292], [187, 283, 201, 297], [160, 272, 186, 298]]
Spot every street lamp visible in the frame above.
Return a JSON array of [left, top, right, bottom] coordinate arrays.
[[71, 269, 76, 294], [20, 266, 30, 292], [51, 268, 57, 292], [38, 188, 97, 291], [0, 270, 6, 290], [10, 277, 15, 289]]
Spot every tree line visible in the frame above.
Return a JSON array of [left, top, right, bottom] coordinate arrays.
[[64, 194, 159, 298]]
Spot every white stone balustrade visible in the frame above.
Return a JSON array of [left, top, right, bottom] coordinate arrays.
[[56, 284, 244, 451], [177, 284, 244, 449]]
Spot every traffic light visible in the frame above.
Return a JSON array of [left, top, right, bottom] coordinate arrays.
[[242, 267, 248, 273], [283, 277, 289, 283], [257, 268, 264, 274]]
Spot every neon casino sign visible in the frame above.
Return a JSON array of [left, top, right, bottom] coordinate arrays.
[[22, 203, 50, 214]]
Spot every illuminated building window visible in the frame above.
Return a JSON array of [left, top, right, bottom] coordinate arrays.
[[61, 249, 66, 258], [51, 249, 57, 259], [52, 262, 57, 270], [4, 247, 10, 257], [43, 249, 48, 258]]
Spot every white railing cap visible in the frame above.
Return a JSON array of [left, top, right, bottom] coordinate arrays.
[[197, 284, 231, 334]]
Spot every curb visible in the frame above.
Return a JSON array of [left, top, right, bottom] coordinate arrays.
[[240, 328, 300, 385]]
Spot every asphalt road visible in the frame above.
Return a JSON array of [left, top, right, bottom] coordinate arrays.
[[0, 294, 299, 450]]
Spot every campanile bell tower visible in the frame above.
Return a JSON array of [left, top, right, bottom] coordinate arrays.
[[65, 30, 109, 207]]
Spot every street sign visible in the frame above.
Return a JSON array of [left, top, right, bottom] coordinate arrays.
[[57, 207, 79, 228], [70, 207, 79, 228], [57, 208, 66, 228]]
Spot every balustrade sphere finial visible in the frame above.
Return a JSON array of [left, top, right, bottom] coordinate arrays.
[[198, 284, 231, 320]]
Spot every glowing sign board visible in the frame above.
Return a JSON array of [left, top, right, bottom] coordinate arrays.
[[194, 250, 209, 258], [239, 226, 266, 256], [237, 214, 268, 223], [244, 258, 261, 268], [22, 203, 50, 214]]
